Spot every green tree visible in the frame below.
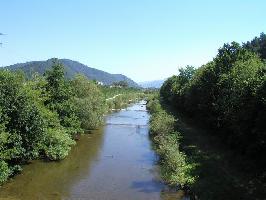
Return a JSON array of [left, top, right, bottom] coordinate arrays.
[[178, 65, 196, 85], [0, 70, 44, 160], [71, 75, 106, 130], [159, 35, 266, 168], [45, 59, 81, 136], [113, 81, 129, 88], [244, 32, 266, 60]]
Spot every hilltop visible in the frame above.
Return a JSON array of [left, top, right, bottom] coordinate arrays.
[[3, 58, 140, 87]]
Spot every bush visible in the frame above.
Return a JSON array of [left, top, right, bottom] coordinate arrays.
[[157, 133, 196, 186], [147, 97, 196, 187], [113, 96, 123, 109], [0, 161, 10, 184], [150, 110, 176, 136], [146, 97, 161, 114], [43, 128, 75, 160]]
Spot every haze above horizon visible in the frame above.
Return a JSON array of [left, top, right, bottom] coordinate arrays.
[[0, 0, 265, 82]]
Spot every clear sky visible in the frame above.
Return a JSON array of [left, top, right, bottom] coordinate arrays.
[[0, 0, 265, 82]]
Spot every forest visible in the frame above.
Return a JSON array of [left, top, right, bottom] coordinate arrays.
[[146, 33, 266, 199], [0, 60, 142, 184], [160, 33, 265, 168]]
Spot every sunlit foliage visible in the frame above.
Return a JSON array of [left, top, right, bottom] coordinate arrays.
[[160, 34, 266, 168], [0, 59, 141, 184]]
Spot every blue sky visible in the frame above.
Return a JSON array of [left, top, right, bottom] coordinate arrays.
[[0, 0, 265, 82]]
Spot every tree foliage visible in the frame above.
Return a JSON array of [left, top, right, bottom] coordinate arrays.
[[71, 74, 106, 130], [244, 32, 266, 60], [0, 60, 118, 184], [160, 34, 266, 168], [44, 59, 81, 136]]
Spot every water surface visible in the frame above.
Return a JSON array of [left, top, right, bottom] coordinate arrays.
[[0, 101, 184, 200]]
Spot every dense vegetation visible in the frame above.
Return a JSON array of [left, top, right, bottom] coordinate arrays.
[[101, 85, 143, 110], [147, 95, 196, 188], [160, 34, 266, 170], [0, 59, 142, 184], [145, 33, 266, 199]]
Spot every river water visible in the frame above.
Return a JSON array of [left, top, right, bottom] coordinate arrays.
[[0, 101, 185, 200]]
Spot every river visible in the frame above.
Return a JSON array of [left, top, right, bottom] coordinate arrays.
[[0, 101, 185, 200]]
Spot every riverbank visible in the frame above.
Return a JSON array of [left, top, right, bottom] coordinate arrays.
[[0, 62, 144, 185], [176, 113, 266, 200], [147, 96, 266, 200], [105, 92, 144, 111], [0, 101, 184, 200], [146, 96, 196, 193]]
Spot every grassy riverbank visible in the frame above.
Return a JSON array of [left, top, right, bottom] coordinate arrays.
[[176, 113, 266, 200], [105, 91, 144, 111], [146, 95, 197, 190], [147, 95, 266, 199]]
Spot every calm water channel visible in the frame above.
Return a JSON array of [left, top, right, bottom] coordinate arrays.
[[0, 101, 185, 200]]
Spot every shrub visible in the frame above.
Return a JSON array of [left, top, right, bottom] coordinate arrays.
[[0, 161, 10, 184], [148, 97, 196, 187], [43, 128, 75, 160], [146, 98, 161, 114], [149, 110, 176, 136], [158, 133, 196, 186]]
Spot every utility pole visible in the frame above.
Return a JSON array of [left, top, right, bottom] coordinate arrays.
[[0, 33, 6, 47]]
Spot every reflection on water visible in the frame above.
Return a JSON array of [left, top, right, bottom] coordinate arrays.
[[0, 129, 104, 200], [0, 101, 185, 200]]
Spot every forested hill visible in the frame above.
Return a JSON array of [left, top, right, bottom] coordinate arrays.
[[3, 58, 140, 87]]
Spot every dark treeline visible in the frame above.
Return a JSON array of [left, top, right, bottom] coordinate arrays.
[[0, 59, 142, 184], [160, 33, 266, 169]]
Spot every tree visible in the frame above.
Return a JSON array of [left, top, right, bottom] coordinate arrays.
[[160, 66, 196, 108], [45, 59, 81, 136], [178, 65, 196, 85], [159, 34, 266, 168], [244, 32, 266, 60], [113, 81, 128, 88], [71, 75, 106, 130]]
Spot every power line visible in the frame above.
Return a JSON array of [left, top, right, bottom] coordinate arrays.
[[0, 33, 6, 47]]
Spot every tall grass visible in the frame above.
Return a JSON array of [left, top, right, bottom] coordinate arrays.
[[147, 96, 196, 187]]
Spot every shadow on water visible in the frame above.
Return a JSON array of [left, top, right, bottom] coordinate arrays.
[[0, 101, 187, 200], [0, 129, 104, 200], [131, 180, 164, 194]]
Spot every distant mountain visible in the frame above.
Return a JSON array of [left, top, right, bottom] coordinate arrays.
[[139, 79, 165, 88], [3, 58, 139, 88]]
